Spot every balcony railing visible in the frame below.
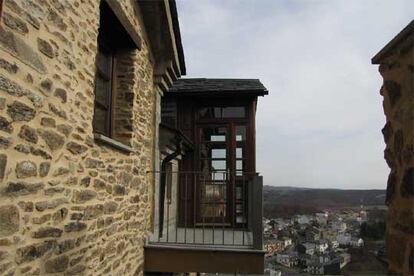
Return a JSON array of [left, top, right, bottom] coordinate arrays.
[[148, 171, 263, 250]]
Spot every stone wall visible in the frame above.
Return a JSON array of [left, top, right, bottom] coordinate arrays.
[[0, 0, 159, 275], [375, 28, 414, 274]]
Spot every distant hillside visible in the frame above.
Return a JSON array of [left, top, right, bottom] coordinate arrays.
[[263, 186, 386, 218]]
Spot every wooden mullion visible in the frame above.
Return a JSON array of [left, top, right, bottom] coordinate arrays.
[[108, 52, 115, 138]]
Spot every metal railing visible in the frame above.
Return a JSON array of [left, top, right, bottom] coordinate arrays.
[[148, 170, 263, 249]]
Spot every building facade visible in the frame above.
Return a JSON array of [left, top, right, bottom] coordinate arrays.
[[372, 20, 414, 275], [0, 0, 184, 275]]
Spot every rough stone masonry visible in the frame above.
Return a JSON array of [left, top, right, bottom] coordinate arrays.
[[372, 20, 414, 275], [0, 0, 183, 275]]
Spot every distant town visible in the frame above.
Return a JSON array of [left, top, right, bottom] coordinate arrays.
[[263, 206, 387, 275]]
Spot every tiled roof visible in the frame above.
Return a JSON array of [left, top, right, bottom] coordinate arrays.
[[168, 78, 268, 94]]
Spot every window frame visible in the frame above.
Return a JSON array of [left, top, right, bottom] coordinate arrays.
[[93, 36, 116, 138], [92, 1, 140, 153]]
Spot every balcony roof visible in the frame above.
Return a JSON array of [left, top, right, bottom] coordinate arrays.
[[167, 78, 269, 97]]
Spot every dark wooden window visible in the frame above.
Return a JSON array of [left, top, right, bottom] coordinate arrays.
[[93, 38, 114, 136], [92, 1, 137, 137]]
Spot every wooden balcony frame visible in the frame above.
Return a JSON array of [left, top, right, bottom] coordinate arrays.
[[145, 174, 264, 274]]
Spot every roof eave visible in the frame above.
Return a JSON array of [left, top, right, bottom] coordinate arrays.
[[371, 20, 414, 64], [138, 0, 186, 77], [166, 89, 269, 97], [168, 0, 186, 75]]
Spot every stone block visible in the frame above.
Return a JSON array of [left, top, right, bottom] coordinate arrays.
[[103, 201, 118, 214], [0, 205, 19, 237], [66, 142, 88, 154], [93, 178, 106, 190], [40, 117, 56, 127], [37, 129, 65, 151], [0, 116, 13, 133], [0, 136, 12, 149], [80, 176, 91, 187], [3, 12, 28, 34], [85, 158, 104, 168], [40, 78, 53, 94], [44, 255, 69, 273], [113, 185, 126, 196], [0, 154, 6, 181], [17, 201, 33, 212], [35, 198, 68, 212], [0, 27, 46, 73], [64, 264, 86, 275], [32, 214, 51, 225], [7, 101, 36, 122], [401, 167, 414, 197], [84, 204, 104, 220], [0, 74, 27, 96], [56, 124, 72, 137], [47, 10, 67, 32], [0, 58, 18, 74], [39, 162, 50, 177], [54, 88, 67, 103], [64, 222, 87, 232], [15, 240, 57, 264], [72, 190, 96, 203], [31, 147, 52, 159], [2, 182, 44, 196], [37, 38, 54, 58], [15, 160, 37, 178], [49, 103, 67, 119], [32, 227, 62, 238], [18, 125, 38, 144], [52, 207, 68, 223]]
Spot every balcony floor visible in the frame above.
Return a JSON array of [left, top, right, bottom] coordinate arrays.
[[149, 227, 253, 248]]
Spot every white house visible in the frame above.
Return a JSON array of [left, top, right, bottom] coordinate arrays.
[[276, 253, 298, 267], [315, 240, 329, 253]]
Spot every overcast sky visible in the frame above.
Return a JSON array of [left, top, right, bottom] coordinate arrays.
[[175, 0, 413, 189]]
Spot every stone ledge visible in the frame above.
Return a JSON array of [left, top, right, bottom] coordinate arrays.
[[93, 133, 135, 153]]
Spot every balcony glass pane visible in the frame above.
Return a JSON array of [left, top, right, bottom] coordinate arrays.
[[236, 126, 246, 141], [211, 171, 227, 181], [200, 127, 227, 142], [212, 149, 226, 158], [222, 107, 245, 118], [199, 106, 246, 119], [236, 147, 243, 158], [212, 160, 226, 171], [236, 160, 243, 171]]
